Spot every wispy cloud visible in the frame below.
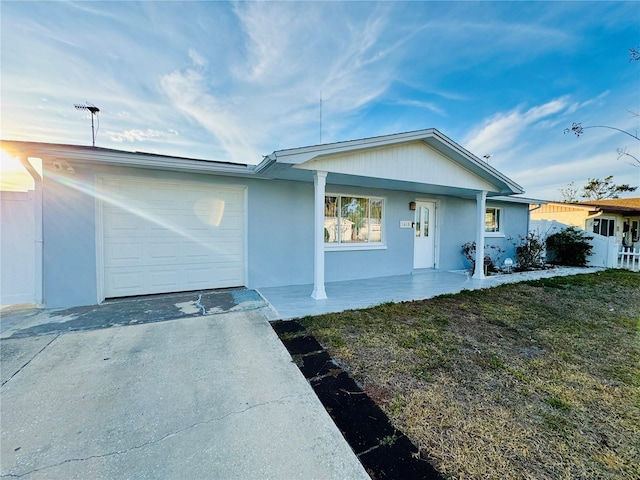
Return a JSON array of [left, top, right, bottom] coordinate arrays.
[[107, 128, 179, 143], [464, 98, 569, 156], [160, 61, 261, 163], [159, 2, 408, 159]]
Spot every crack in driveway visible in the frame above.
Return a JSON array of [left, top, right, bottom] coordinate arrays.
[[1, 335, 59, 388], [1, 393, 308, 478]]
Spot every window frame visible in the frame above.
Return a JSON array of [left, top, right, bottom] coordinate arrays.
[[485, 206, 504, 237], [592, 216, 616, 237], [324, 193, 386, 251]]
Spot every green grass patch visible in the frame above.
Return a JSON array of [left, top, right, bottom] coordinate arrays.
[[300, 270, 640, 480]]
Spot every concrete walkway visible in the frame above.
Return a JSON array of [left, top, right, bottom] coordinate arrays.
[[1, 309, 369, 479], [259, 267, 604, 319]]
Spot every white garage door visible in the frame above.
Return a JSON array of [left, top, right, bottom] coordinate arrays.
[[102, 177, 245, 298]]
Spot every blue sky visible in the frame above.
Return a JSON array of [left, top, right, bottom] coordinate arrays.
[[1, 1, 639, 199]]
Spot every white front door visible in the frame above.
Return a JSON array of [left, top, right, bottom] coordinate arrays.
[[413, 201, 435, 269]]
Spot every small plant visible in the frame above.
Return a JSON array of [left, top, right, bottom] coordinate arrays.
[[461, 241, 476, 269], [545, 227, 593, 266], [461, 241, 505, 273], [510, 232, 546, 271], [544, 396, 572, 411]]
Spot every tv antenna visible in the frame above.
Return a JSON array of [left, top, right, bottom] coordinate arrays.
[[74, 102, 100, 146], [319, 90, 323, 144]]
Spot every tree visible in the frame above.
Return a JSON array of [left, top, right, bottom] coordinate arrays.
[[559, 182, 580, 203], [560, 176, 637, 202], [565, 121, 639, 166], [565, 47, 640, 167], [583, 176, 636, 200]]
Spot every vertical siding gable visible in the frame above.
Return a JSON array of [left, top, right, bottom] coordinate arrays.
[[294, 142, 498, 192]]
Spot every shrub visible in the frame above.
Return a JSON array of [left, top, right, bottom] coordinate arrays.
[[545, 227, 593, 266], [510, 232, 546, 271], [461, 241, 505, 273]]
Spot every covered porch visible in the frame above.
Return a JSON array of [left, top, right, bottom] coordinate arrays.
[[258, 267, 602, 320]]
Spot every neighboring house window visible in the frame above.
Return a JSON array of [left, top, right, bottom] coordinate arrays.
[[593, 217, 615, 237], [485, 207, 503, 235], [324, 195, 383, 244]]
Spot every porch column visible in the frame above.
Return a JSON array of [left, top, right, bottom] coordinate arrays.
[[311, 171, 328, 299], [473, 190, 487, 279]]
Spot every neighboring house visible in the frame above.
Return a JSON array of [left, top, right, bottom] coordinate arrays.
[[1, 129, 530, 309], [531, 198, 640, 248]]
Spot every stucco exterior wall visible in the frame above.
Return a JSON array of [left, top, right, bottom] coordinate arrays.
[[38, 161, 530, 308]]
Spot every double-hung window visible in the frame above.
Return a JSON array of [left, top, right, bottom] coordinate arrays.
[[324, 195, 384, 246], [485, 207, 503, 236]]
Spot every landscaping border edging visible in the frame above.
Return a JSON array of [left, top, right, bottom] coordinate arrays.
[[271, 320, 445, 480]]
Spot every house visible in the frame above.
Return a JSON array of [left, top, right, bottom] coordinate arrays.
[[1, 129, 530, 309], [530, 198, 640, 248]]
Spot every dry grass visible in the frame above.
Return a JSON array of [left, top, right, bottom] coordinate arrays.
[[300, 270, 640, 480]]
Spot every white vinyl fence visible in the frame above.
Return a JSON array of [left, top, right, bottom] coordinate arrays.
[[618, 247, 640, 272], [529, 219, 638, 271], [1, 191, 35, 305]]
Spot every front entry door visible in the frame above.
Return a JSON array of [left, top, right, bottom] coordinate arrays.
[[413, 201, 435, 269]]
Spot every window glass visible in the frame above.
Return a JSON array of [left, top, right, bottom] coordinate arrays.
[[423, 207, 429, 237], [324, 195, 384, 244], [485, 207, 501, 233], [369, 199, 383, 242], [593, 218, 615, 237], [341, 196, 367, 243], [324, 196, 338, 243], [415, 206, 422, 238]]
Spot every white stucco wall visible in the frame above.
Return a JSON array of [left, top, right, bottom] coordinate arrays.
[[37, 161, 530, 308]]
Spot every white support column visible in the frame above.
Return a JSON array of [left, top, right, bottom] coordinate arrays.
[[473, 190, 487, 279], [311, 171, 328, 299]]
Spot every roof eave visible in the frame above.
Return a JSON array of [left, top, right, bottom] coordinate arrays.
[[1, 140, 255, 176], [267, 129, 524, 195]]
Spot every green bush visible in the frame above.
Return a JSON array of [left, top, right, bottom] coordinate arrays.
[[545, 227, 593, 266], [511, 232, 546, 271]]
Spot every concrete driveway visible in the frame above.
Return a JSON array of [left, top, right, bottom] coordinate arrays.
[[0, 294, 369, 479]]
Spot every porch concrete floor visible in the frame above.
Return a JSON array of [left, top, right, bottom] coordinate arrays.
[[258, 267, 603, 320]]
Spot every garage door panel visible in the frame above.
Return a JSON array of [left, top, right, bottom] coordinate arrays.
[[103, 178, 245, 298], [105, 243, 144, 264], [105, 269, 145, 293], [148, 243, 180, 261], [105, 211, 144, 232]]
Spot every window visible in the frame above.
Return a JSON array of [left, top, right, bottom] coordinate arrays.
[[593, 217, 615, 237], [485, 207, 503, 235], [324, 195, 383, 245]]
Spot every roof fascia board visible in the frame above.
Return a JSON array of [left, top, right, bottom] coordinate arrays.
[[490, 195, 547, 204], [271, 129, 438, 165], [1, 140, 255, 176], [269, 129, 524, 195], [423, 132, 524, 195]]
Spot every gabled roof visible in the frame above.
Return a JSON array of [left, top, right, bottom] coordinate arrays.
[[256, 129, 524, 197], [2, 130, 525, 197]]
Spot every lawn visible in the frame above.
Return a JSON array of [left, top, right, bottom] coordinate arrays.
[[299, 270, 640, 480]]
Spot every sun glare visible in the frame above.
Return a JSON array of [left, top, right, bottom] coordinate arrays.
[[0, 149, 43, 192]]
